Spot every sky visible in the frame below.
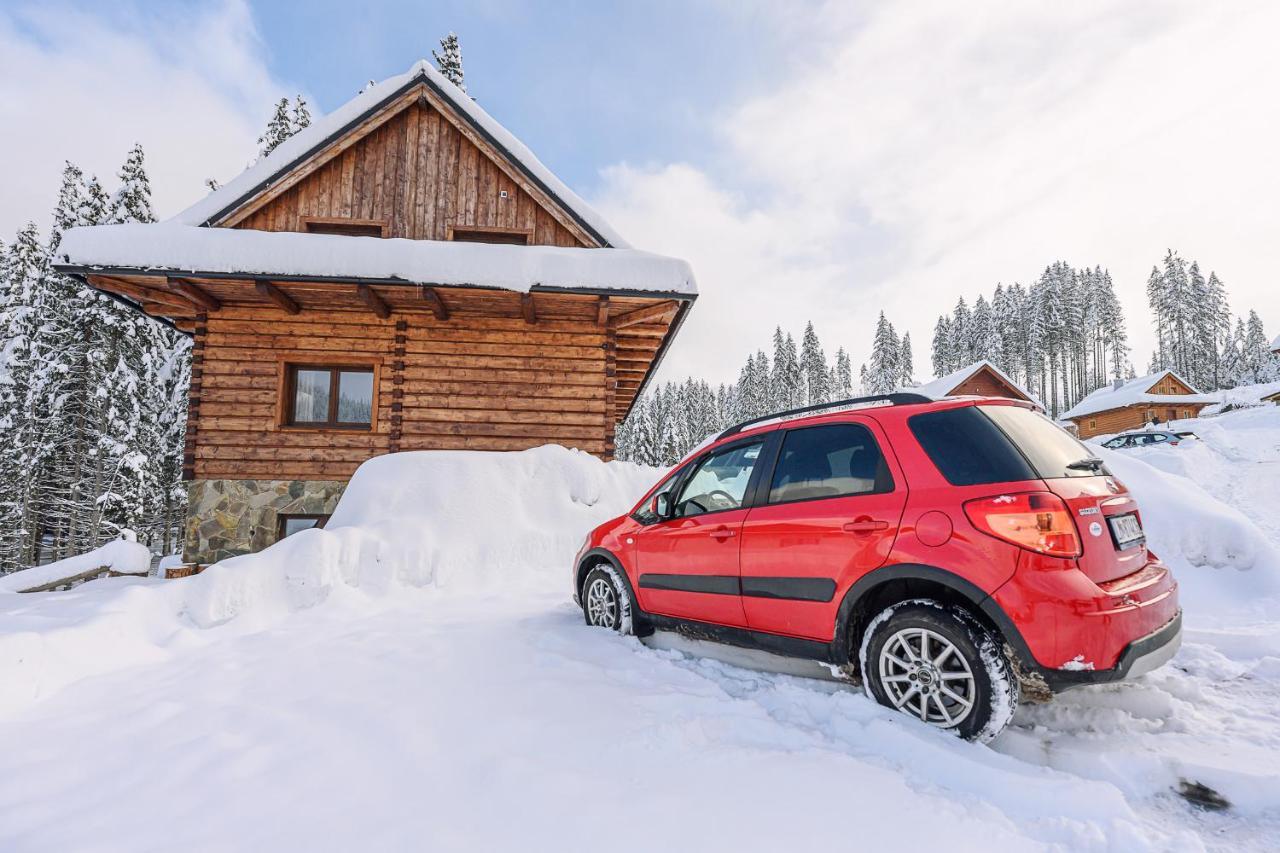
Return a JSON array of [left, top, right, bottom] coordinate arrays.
[[2, 0, 1278, 385]]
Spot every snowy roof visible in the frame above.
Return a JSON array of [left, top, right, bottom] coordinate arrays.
[[1271, 332, 1280, 352], [55, 223, 696, 296], [913, 360, 1035, 403], [1060, 371, 1213, 420], [174, 59, 629, 249]]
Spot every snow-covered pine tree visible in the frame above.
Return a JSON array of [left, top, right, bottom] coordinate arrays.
[[1205, 271, 1231, 390], [899, 333, 915, 387], [433, 32, 466, 92], [799, 322, 829, 404], [258, 98, 294, 158], [109, 144, 155, 225], [292, 95, 312, 130], [866, 312, 900, 394], [948, 298, 970, 371], [834, 348, 853, 397], [931, 315, 951, 378], [1238, 310, 1275, 384]]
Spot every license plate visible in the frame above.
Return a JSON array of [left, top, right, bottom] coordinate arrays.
[[1108, 512, 1145, 549]]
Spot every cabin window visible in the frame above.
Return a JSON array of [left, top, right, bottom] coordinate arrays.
[[1088, 419, 1096, 429], [278, 514, 329, 539], [303, 217, 387, 238], [449, 227, 530, 246], [286, 365, 374, 429]]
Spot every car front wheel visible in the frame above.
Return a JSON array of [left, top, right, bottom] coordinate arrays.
[[859, 599, 1019, 742], [581, 564, 635, 635]]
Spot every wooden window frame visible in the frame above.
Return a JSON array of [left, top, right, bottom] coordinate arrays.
[[277, 357, 381, 432], [303, 216, 390, 238], [277, 513, 330, 540], [446, 224, 532, 245]]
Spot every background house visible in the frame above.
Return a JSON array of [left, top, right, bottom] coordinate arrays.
[[1060, 370, 1212, 438], [913, 360, 1036, 404], [55, 60, 695, 565]]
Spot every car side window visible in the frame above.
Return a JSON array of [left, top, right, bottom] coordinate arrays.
[[632, 466, 686, 525], [1151, 433, 1169, 443], [674, 441, 764, 517], [769, 423, 893, 504]]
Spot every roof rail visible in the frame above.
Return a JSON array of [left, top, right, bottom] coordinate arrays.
[[716, 393, 932, 441]]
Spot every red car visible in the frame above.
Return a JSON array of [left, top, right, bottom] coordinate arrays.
[[573, 394, 1182, 741]]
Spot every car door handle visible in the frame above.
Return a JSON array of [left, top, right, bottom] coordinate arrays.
[[843, 518, 889, 534], [709, 526, 735, 541]]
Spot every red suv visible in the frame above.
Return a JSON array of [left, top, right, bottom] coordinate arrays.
[[573, 394, 1182, 741]]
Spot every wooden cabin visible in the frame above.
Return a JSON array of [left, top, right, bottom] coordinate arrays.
[[1061, 371, 1211, 439], [915, 361, 1035, 404], [55, 61, 696, 565]]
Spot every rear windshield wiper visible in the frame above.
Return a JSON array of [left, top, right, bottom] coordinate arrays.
[[1066, 457, 1105, 472]]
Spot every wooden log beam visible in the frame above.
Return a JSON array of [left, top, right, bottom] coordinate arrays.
[[167, 277, 222, 312], [356, 284, 392, 319], [96, 276, 194, 310], [254, 279, 301, 314], [609, 300, 678, 330], [421, 285, 450, 320], [596, 296, 610, 325], [521, 292, 537, 325]]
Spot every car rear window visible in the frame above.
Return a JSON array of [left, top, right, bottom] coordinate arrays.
[[979, 404, 1108, 479], [908, 406, 1036, 486]]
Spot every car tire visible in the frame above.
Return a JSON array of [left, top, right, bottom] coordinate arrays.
[[581, 564, 636, 635], [859, 599, 1019, 742]]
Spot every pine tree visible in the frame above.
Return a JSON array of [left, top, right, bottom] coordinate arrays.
[[258, 98, 294, 158], [799, 322, 829, 404], [867, 312, 901, 394], [931, 315, 951, 378], [834, 348, 853, 397], [110, 144, 156, 224], [898, 332, 914, 387], [433, 32, 466, 92], [292, 95, 312, 130]]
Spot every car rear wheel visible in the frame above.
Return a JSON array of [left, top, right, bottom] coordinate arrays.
[[859, 599, 1018, 742], [582, 564, 635, 635]]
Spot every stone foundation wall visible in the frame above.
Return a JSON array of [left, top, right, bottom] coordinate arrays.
[[184, 479, 347, 565]]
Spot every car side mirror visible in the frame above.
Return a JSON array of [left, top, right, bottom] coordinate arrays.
[[651, 493, 671, 519]]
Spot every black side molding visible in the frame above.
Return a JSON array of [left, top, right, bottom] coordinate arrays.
[[639, 573, 838, 603]]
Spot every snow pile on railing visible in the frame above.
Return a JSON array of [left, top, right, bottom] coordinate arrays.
[[0, 446, 655, 714], [0, 538, 151, 594]]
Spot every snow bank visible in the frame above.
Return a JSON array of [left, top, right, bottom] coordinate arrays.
[[56, 224, 696, 296], [0, 446, 655, 714], [0, 539, 151, 593], [1101, 447, 1280, 616]]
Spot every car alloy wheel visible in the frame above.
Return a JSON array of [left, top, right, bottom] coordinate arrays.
[[585, 576, 620, 629], [877, 626, 977, 729]]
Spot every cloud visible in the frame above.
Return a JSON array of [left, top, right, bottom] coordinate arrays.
[[0, 0, 296, 235], [598, 1, 1280, 384]]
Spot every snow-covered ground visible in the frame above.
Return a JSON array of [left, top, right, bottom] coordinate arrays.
[[0, 417, 1278, 851]]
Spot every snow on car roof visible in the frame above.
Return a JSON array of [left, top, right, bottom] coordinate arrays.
[[172, 60, 630, 249], [55, 223, 696, 296]]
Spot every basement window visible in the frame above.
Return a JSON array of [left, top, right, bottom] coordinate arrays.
[[286, 365, 374, 429], [278, 514, 329, 540], [303, 217, 388, 238], [449, 227, 530, 245]]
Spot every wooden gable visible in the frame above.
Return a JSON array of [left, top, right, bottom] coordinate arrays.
[[1146, 372, 1195, 396], [217, 84, 599, 248], [948, 364, 1031, 401]]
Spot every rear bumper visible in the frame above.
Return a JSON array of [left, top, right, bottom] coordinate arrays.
[[1039, 609, 1182, 691], [988, 556, 1181, 691]]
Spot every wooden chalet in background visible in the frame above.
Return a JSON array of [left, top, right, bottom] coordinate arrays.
[[913, 360, 1036, 405], [1060, 370, 1211, 439], [55, 60, 697, 565]]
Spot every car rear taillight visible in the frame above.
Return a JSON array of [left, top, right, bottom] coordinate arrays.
[[963, 492, 1082, 558]]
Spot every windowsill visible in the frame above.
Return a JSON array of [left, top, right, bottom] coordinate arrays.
[[279, 424, 375, 433]]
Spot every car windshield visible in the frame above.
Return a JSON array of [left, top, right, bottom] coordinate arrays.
[[979, 404, 1110, 479]]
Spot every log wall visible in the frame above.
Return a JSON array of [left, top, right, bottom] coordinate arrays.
[[192, 306, 611, 480], [1072, 402, 1207, 439]]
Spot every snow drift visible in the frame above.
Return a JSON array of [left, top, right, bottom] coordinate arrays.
[[0, 538, 151, 593], [0, 446, 655, 715]]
